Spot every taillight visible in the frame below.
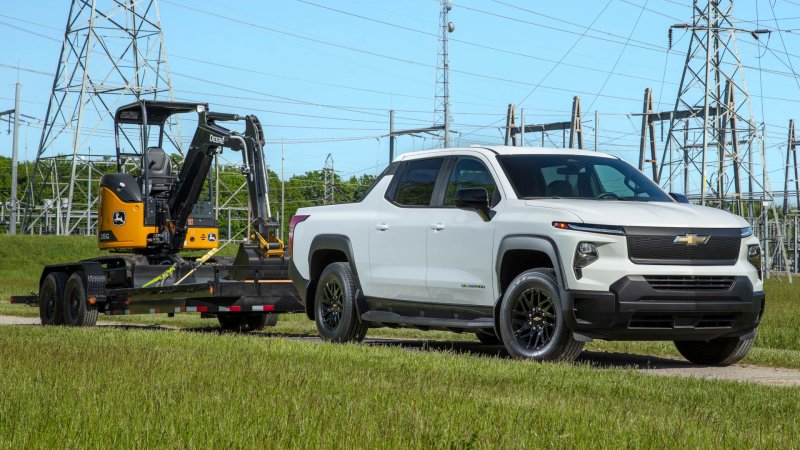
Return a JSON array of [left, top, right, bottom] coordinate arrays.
[[288, 214, 310, 257]]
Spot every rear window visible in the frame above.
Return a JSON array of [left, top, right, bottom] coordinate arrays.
[[392, 158, 444, 206]]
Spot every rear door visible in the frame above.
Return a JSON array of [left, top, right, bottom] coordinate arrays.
[[425, 155, 499, 306], [367, 157, 445, 301]]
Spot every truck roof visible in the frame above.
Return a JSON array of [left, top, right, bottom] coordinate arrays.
[[395, 145, 618, 161]]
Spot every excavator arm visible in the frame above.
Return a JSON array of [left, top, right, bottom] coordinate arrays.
[[166, 107, 281, 256]]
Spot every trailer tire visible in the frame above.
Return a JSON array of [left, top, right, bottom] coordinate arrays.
[[245, 313, 279, 331], [314, 262, 367, 343], [217, 313, 245, 331], [39, 272, 67, 326], [62, 272, 98, 327]]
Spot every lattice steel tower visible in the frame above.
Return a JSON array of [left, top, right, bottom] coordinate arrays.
[[658, 0, 768, 208], [433, 0, 453, 148], [22, 0, 178, 235]]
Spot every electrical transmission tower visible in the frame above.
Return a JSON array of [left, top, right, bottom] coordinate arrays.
[[659, 0, 790, 279], [433, 0, 454, 148], [324, 153, 335, 205], [658, 0, 769, 207], [22, 0, 178, 235]]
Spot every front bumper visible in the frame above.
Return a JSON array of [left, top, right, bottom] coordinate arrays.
[[563, 275, 764, 341]]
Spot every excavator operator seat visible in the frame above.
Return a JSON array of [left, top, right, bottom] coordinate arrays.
[[143, 147, 175, 195]]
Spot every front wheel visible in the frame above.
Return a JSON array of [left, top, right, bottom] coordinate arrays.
[[498, 268, 583, 362], [314, 262, 367, 343], [674, 336, 755, 366]]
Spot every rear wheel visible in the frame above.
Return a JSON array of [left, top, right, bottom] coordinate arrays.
[[498, 268, 583, 362], [674, 336, 755, 366], [39, 272, 67, 326], [62, 272, 98, 327], [314, 262, 367, 343]]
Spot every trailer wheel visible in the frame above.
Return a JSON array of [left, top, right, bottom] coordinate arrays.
[[39, 272, 67, 326], [248, 313, 278, 330], [62, 272, 98, 327], [217, 313, 277, 332], [217, 313, 245, 331], [314, 262, 367, 343]]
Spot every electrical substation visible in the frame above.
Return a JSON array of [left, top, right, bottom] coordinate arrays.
[[1, 0, 800, 280]]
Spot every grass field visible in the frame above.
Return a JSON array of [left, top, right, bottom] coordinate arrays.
[[1, 235, 800, 446], [1, 326, 799, 448]]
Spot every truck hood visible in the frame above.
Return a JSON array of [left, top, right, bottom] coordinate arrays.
[[524, 199, 749, 229]]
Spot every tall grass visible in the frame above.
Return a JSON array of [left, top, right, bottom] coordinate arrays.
[[0, 326, 798, 448]]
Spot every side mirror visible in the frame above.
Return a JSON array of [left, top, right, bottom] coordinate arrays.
[[669, 192, 690, 204], [456, 187, 491, 220]]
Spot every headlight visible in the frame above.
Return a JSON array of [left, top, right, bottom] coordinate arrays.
[[747, 244, 762, 280], [741, 227, 753, 238], [574, 242, 598, 279]]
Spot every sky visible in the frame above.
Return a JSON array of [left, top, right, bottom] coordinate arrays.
[[1, 0, 800, 196]]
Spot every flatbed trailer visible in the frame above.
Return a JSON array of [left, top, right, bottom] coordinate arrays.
[[10, 256, 304, 329]]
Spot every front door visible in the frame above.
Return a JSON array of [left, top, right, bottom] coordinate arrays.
[[426, 156, 499, 306]]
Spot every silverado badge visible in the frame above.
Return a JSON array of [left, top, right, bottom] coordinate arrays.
[[673, 234, 710, 246]]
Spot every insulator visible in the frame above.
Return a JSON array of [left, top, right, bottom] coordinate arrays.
[[668, 28, 673, 49]]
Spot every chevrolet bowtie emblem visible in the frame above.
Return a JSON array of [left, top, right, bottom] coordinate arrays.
[[673, 234, 710, 246]]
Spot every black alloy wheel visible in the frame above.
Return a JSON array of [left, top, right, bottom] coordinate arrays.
[[510, 287, 557, 352], [319, 278, 344, 331]]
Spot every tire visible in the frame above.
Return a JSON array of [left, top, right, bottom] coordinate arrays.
[[39, 272, 67, 326], [246, 313, 279, 331], [498, 268, 584, 362], [217, 313, 246, 331], [674, 336, 755, 366], [62, 272, 98, 327], [475, 330, 502, 345], [217, 313, 278, 332], [314, 262, 367, 343]]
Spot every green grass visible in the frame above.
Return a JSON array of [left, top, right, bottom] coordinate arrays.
[[1, 233, 800, 366], [1, 326, 799, 448]]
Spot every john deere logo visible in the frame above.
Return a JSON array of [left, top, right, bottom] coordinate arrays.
[[112, 210, 126, 226], [673, 234, 710, 246]]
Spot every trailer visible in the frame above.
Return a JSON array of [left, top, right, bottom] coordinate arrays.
[[11, 101, 303, 330]]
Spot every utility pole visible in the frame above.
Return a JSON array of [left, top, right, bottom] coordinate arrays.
[[389, 110, 395, 162], [435, 1, 454, 148], [281, 140, 285, 241], [1, 83, 21, 234], [10, 83, 20, 234]]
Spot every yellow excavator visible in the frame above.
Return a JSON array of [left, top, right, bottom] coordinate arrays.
[[12, 101, 302, 330]]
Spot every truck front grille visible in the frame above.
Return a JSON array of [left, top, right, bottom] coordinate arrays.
[[644, 275, 735, 291], [626, 227, 741, 265]]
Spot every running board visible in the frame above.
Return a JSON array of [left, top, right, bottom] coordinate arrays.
[[360, 310, 493, 329]]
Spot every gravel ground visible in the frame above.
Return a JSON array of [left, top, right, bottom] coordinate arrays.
[[2, 315, 799, 386]]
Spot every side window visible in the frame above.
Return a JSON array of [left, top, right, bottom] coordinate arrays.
[[444, 157, 498, 206], [393, 158, 444, 206]]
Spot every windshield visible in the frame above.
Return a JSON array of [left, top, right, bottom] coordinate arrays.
[[496, 154, 672, 202]]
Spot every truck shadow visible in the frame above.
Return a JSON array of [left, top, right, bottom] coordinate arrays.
[[98, 323, 694, 370]]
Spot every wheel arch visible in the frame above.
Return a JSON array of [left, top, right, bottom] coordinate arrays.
[[306, 234, 366, 320]]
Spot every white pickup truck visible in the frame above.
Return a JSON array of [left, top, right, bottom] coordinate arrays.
[[288, 146, 764, 364]]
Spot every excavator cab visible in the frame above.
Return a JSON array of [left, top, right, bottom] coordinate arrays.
[[98, 101, 219, 253]]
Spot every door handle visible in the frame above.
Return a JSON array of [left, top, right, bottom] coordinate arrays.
[[430, 223, 445, 231], [375, 223, 389, 231]]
